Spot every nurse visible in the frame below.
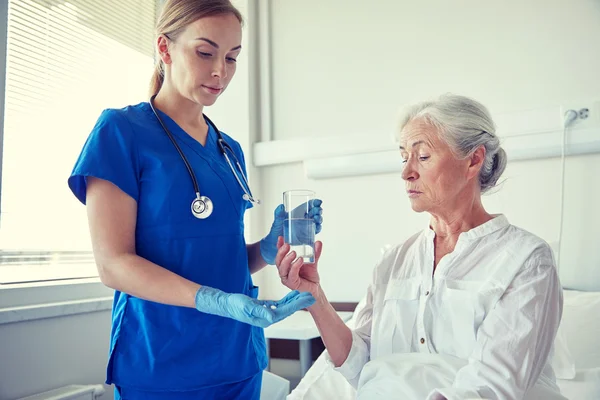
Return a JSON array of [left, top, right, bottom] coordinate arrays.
[[67, 0, 322, 399]]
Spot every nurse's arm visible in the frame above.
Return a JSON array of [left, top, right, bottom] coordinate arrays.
[[86, 176, 201, 308], [246, 242, 267, 274]]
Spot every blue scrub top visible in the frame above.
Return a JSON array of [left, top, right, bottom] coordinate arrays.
[[68, 102, 267, 392]]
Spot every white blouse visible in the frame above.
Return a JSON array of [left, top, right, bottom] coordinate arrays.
[[327, 215, 565, 400]]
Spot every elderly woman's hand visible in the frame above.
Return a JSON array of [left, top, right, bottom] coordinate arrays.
[[274, 236, 322, 298]]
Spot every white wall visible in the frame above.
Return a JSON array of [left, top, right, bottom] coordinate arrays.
[[0, 309, 113, 400], [252, 0, 600, 301], [269, 0, 600, 139]]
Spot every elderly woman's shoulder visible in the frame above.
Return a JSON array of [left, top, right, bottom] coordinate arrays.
[[502, 223, 556, 264]]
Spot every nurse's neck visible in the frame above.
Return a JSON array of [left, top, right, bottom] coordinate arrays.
[[153, 86, 209, 146]]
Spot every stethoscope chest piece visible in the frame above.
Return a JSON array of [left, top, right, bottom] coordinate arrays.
[[191, 195, 213, 219], [148, 95, 259, 219]]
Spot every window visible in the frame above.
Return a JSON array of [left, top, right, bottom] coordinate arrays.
[[0, 0, 158, 284]]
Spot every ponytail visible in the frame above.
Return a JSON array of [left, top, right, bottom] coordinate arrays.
[[149, 61, 165, 97]]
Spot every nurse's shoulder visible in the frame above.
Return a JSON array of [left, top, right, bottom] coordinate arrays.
[[218, 129, 248, 166], [219, 130, 243, 151], [69, 103, 149, 205], [90, 102, 153, 137]]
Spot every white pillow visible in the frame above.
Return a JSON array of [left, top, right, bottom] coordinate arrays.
[[559, 290, 600, 370], [551, 323, 576, 380]]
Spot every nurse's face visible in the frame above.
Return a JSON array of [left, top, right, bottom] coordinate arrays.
[[159, 13, 242, 107], [399, 119, 476, 214]]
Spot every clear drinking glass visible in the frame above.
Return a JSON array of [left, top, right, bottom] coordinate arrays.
[[283, 189, 316, 262]]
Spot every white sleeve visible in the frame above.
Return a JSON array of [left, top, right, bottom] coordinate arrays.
[[324, 283, 375, 388], [427, 251, 563, 400]]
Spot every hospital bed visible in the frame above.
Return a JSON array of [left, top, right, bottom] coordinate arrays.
[[286, 289, 600, 399]]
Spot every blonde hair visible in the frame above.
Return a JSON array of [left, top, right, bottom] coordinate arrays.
[[149, 0, 243, 97]]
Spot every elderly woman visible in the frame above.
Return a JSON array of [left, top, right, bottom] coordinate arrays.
[[274, 94, 566, 400]]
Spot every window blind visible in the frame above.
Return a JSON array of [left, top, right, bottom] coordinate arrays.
[[0, 0, 157, 283]]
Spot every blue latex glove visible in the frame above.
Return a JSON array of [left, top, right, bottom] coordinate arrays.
[[194, 286, 315, 328], [260, 199, 323, 265]]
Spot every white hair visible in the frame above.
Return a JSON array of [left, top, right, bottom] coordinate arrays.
[[398, 93, 507, 193]]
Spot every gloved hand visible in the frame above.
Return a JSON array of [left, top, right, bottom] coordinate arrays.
[[260, 199, 323, 265], [194, 286, 316, 328]]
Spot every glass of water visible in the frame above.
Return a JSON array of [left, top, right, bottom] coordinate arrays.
[[283, 189, 316, 262]]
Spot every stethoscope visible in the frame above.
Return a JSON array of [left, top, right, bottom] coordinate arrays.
[[149, 95, 260, 219]]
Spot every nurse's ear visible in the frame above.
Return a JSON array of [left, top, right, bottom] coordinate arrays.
[[156, 35, 173, 65]]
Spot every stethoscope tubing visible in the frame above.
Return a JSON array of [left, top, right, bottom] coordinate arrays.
[[148, 95, 258, 218]]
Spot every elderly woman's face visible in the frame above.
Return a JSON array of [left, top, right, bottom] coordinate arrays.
[[399, 119, 472, 213]]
